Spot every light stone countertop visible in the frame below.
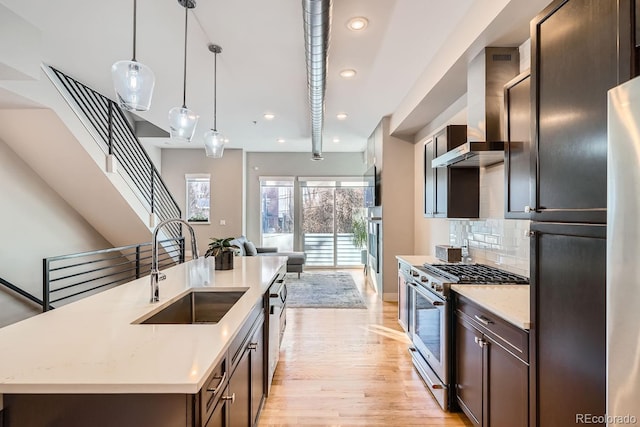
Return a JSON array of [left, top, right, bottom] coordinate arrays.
[[0, 256, 286, 394], [451, 284, 531, 330]]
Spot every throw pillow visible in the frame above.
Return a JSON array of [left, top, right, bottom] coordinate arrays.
[[244, 241, 258, 256]]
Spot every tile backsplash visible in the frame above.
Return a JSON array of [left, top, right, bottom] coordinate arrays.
[[449, 219, 530, 278]]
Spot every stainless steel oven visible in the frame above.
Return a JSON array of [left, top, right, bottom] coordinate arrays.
[[408, 278, 448, 409], [267, 274, 287, 395], [407, 262, 529, 411]]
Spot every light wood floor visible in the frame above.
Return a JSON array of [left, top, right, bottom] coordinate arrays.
[[258, 269, 472, 427]]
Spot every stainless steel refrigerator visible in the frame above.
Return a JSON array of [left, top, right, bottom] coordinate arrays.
[[607, 75, 640, 426]]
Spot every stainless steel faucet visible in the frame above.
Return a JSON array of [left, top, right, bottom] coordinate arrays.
[[150, 218, 199, 303]]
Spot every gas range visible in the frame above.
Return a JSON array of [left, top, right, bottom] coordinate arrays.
[[410, 263, 529, 299]]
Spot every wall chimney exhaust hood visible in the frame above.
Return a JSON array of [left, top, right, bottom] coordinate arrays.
[[432, 47, 519, 168]]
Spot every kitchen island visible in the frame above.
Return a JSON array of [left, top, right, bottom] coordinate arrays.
[[0, 255, 287, 426]]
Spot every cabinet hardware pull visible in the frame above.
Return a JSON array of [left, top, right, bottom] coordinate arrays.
[[248, 342, 258, 351], [524, 205, 532, 213], [474, 336, 479, 344], [477, 338, 487, 348], [221, 393, 236, 403], [474, 315, 493, 326], [206, 371, 227, 394]]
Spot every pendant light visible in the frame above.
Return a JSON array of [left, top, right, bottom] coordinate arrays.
[[168, 0, 199, 142], [204, 44, 226, 158], [111, 0, 155, 111]]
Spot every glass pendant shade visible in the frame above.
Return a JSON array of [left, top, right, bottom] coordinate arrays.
[[111, 60, 155, 111], [204, 129, 225, 158], [168, 106, 199, 142]]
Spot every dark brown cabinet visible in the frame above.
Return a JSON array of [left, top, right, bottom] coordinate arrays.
[[423, 139, 435, 216], [424, 125, 479, 218], [504, 71, 531, 219], [530, 0, 633, 224], [1, 301, 268, 427], [528, 1, 634, 425], [454, 294, 529, 427], [530, 223, 606, 427], [250, 320, 265, 425], [204, 388, 228, 427], [227, 308, 265, 427]]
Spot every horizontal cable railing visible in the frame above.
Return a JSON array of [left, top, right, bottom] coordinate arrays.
[[0, 276, 44, 309], [303, 233, 363, 267], [46, 66, 182, 240], [43, 237, 185, 312]]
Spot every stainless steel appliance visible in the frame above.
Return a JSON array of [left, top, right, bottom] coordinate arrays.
[[607, 76, 640, 424], [407, 263, 528, 410], [267, 274, 287, 395]]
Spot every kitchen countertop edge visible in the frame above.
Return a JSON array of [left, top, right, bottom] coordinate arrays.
[[0, 256, 287, 394]]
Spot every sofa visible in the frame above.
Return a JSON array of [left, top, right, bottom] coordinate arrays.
[[229, 236, 306, 277]]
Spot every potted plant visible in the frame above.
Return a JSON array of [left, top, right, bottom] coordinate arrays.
[[205, 237, 239, 270], [351, 217, 368, 265]]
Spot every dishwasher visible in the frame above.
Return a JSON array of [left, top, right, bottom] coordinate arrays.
[[267, 274, 287, 395]]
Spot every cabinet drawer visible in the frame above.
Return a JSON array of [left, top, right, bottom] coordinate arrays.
[[200, 354, 228, 423], [229, 300, 264, 368], [456, 295, 529, 363]]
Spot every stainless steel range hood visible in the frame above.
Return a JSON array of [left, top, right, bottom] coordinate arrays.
[[432, 47, 520, 168]]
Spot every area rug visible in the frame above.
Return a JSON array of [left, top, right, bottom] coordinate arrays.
[[286, 272, 367, 309]]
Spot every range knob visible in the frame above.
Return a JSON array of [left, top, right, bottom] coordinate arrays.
[[420, 276, 428, 283], [434, 284, 443, 292], [411, 270, 419, 277]]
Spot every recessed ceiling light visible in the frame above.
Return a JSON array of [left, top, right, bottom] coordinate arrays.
[[263, 113, 275, 120], [347, 17, 368, 31], [332, 138, 340, 143], [276, 138, 285, 143], [339, 69, 357, 79], [336, 113, 348, 120]]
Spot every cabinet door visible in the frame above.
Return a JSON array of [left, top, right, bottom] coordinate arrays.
[[433, 129, 449, 217], [486, 337, 528, 427], [204, 388, 228, 427], [228, 348, 251, 427], [504, 72, 531, 219], [250, 322, 265, 426], [455, 314, 483, 426], [423, 139, 435, 217], [530, 222, 606, 427], [530, 0, 633, 223]]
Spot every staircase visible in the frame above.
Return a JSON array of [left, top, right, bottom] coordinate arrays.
[[0, 65, 186, 324], [0, 65, 182, 248]]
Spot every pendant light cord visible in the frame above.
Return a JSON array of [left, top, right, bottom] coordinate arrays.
[[213, 49, 217, 131], [182, 2, 188, 108], [132, 0, 137, 61]]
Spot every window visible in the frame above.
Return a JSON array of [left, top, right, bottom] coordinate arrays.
[[185, 174, 210, 223], [260, 177, 295, 251]]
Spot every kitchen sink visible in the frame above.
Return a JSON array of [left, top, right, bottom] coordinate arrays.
[[137, 289, 248, 324]]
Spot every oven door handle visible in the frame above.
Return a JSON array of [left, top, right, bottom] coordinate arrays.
[[408, 348, 445, 390], [409, 282, 445, 306]]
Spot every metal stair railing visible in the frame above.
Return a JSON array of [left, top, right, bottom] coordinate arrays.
[[0, 276, 44, 309], [45, 65, 182, 240], [42, 237, 186, 312]]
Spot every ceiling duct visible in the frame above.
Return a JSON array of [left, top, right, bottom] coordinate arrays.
[[302, 0, 332, 161]]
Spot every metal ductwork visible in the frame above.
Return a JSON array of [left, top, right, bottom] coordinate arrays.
[[302, 0, 332, 161]]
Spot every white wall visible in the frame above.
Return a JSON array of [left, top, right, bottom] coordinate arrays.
[[161, 148, 244, 256], [0, 139, 112, 327]]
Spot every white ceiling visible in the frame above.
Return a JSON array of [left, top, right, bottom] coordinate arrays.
[[0, 0, 548, 155]]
